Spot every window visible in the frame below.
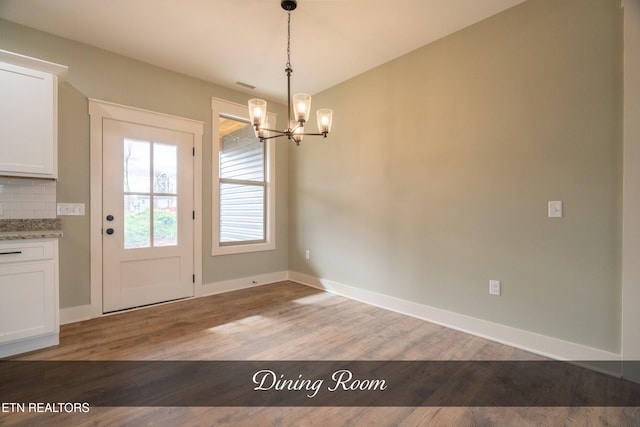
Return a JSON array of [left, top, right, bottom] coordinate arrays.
[[212, 98, 276, 255], [219, 117, 265, 243]]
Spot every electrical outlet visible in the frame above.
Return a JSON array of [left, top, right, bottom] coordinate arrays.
[[305, 250, 310, 260], [489, 280, 501, 296], [548, 201, 563, 218]]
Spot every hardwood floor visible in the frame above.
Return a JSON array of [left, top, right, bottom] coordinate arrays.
[[1, 281, 639, 426]]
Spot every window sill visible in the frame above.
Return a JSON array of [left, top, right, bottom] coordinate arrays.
[[211, 241, 275, 256]]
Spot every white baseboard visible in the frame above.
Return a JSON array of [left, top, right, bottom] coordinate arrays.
[[0, 333, 59, 358], [197, 271, 289, 297], [289, 271, 621, 372], [60, 304, 93, 325], [56, 270, 621, 376]]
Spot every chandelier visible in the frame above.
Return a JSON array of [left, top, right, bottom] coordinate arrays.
[[248, 0, 333, 146]]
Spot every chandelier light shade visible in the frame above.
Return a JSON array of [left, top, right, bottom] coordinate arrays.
[[317, 109, 333, 134], [248, 99, 267, 127], [293, 93, 311, 122], [248, 0, 334, 146], [257, 117, 271, 140]]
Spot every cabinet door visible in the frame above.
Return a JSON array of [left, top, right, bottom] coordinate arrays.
[[0, 261, 56, 343], [0, 61, 56, 177]]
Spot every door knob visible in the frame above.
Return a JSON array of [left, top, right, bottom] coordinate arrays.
[[106, 228, 115, 235], [106, 215, 114, 221]]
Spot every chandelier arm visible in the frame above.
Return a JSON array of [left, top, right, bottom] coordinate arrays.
[[255, 125, 284, 134], [289, 122, 303, 133], [289, 123, 321, 136], [259, 134, 287, 142], [299, 132, 329, 138]]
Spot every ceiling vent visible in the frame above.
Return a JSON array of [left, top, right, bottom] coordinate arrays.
[[235, 81, 256, 90]]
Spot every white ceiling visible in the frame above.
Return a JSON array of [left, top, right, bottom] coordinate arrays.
[[0, 0, 525, 103]]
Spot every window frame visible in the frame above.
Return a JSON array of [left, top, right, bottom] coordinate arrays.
[[211, 97, 276, 255]]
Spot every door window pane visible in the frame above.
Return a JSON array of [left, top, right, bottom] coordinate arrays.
[[124, 195, 151, 249], [123, 140, 181, 249], [154, 143, 177, 194], [154, 196, 178, 247], [124, 139, 150, 193]]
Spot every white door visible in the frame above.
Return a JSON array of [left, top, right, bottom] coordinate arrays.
[[102, 118, 194, 313]]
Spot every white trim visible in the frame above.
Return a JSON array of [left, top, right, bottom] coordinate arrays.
[[211, 97, 277, 256], [289, 271, 621, 368], [0, 333, 59, 359], [193, 115, 204, 297], [89, 99, 204, 132], [55, 269, 620, 376], [88, 99, 204, 317], [202, 271, 289, 296], [0, 49, 68, 81], [622, 0, 640, 382], [60, 304, 93, 325]]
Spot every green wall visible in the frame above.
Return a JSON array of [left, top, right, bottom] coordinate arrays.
[[0, 18, 289, 308], [289, 0, 623, 352]]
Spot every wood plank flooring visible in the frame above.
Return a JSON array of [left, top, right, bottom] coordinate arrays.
[[1, 281, 639, 426]]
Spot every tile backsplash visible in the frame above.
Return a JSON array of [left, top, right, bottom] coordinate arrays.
[[0, 177, 57, 219]]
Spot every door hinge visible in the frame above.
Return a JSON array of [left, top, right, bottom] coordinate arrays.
[[192, 147, 195, 156], [192, 274, 196, 283], [192, 210, 195, 220]]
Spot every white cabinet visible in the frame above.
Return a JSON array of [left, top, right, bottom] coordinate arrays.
[[0, 239, 59, 357], [0, 50, 67, 178]]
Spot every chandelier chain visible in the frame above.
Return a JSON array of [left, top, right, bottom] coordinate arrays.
[[286, 11, 292, 71]]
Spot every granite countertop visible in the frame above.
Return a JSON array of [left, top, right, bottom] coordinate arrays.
[[0, 219, 63, 240]]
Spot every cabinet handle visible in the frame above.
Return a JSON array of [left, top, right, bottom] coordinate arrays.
[[0, 251, 22, 255]]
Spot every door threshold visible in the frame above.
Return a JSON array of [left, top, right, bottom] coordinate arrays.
[[102, 296, 193, 316]]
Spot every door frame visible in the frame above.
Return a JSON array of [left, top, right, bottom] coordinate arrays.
[[88, 99, 203, 317], [622, 0, 640, 382]]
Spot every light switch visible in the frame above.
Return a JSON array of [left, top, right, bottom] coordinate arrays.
[[548, 201, 562, 218], [57, 203, 85, 216]]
